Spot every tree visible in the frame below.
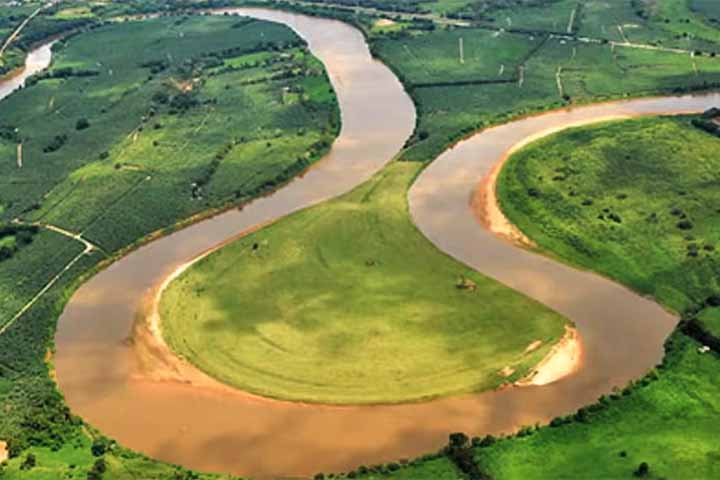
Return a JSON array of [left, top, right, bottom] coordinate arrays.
[[91, 439, 107, 457]]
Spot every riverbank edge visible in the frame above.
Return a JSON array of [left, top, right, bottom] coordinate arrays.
[[4, 5, 716, 480]]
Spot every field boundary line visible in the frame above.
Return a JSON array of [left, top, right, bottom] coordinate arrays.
[[0, 222, 103, 335], [0, 248, 90, 337], [38, 222, 102, 253]]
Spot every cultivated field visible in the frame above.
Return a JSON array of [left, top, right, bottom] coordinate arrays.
[[0, 12, 339, 479]]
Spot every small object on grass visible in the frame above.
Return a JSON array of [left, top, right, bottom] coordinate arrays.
[[455, 275, 476, 291]]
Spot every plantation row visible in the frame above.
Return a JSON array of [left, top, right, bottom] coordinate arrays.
[[0, 11, 339, 479]]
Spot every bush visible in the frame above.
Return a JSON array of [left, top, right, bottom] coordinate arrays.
[[87, 457, 106, 480], [677, 220, 694, 230], [76, 118, 90, 130], [446, 433, 490, 480], [91, 439, 107, 457], [20, 453, 36, 470], [633, 462, 649, 477], [43, 134, 68, 153]]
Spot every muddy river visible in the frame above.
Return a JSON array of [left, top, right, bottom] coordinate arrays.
[[3, 8, 712, 480]]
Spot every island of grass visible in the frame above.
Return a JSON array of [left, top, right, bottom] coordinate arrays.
[[159, 162, 569, 405], [473, 114, 720, 479]]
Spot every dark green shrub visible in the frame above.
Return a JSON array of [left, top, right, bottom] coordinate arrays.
[[20, 453, 36, 470], [633, 462, 649, 477]]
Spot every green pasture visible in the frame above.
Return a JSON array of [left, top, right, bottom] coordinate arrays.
[[161, 162, 567, 404]]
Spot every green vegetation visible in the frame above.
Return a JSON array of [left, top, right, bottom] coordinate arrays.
[[473, 333, 720, 479], [498, 116, 720, 313], [697, 306, 720, 338], [0, 1, 98, 77], [2, 15, 337, 253], [2, 0, 720, 477], [0, 12, 339, 479], [692, 0, 720, 25], [478, 115, 720, 479], [0, 224, 38, 261], [0, 432, 234, 480], [161, 162, 567, 404], [357, 0, 720, 163]]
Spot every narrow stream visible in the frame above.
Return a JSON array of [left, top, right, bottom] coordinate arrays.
[[4, 8, 714, 480]]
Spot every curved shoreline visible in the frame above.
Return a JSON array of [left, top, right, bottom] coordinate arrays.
[[472, 114, 633, 247], [142, 183, 574, 406], [34, 8, 718, 480], [516, 326, 581, 387], [0, 42, 53, 101]]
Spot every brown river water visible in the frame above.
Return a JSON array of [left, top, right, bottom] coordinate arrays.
[[3, 8, 719, 480], [0, 42, 52, 98]]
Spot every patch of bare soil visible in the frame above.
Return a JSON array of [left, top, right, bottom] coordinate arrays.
[[375, 18, 397, 28], [517, 326, 581, 386], [0, 440, 8, 463]]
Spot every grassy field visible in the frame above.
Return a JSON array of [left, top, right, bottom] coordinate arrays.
[[498, 116, 720, 313], [0, 13, 338, 328], [161, 162, 567, 404], [468, 115, 720, 479], [0, 15, 338, 252], [372, 27, 720, 163], [473, 333, 720, 480], [692, 0, 720, 24]]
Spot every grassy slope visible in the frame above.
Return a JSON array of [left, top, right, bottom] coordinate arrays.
[[161, 162, 567, 404], [498, 116, 720, 313], [483, 116, 720, 479]]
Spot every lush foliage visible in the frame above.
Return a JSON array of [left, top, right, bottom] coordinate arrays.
[[366, 0, 720, 163], [474, 333, 720, 480]]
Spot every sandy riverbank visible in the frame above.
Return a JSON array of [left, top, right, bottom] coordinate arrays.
[[518, 326, 582, 386], [472, 114, 633, 247]]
